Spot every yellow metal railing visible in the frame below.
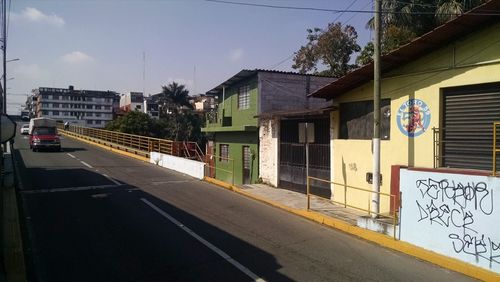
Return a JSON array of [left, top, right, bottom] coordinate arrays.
[[306, 176, 399, 239], [493, 122, 500, 176], [58, 123, 175, 157], [204, 154, 234, 185], [432, 127, 442, 169]]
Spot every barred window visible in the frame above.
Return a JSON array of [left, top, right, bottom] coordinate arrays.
[[219, 144, 229, 163], [238, 85, 250, 110], [52, 111, 59, 116]]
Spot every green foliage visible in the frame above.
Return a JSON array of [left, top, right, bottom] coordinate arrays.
[[106, 81, 205, 143], [292, 22, 360, 77], [364, 0, 486, 54], [105, 111, 156, 137], [356, 26, 415, 66], [158, 82, 193, 113]]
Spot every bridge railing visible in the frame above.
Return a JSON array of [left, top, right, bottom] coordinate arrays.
[[57, 123, 192, 159]]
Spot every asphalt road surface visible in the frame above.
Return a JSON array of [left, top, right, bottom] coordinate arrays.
[[12, 127, 476, 282]]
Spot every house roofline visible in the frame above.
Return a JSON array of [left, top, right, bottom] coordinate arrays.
[[309, 0, 500, 100]]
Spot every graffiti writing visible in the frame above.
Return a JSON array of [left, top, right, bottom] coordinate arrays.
[[449, 233, 500, 264], [415, 178, 493, 215], [414, 176, 497, 264]]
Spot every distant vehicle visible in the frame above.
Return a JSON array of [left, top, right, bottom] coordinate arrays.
[[29, 117, 61, 152], [21, 110, 30, 121], [20, 124, 29, 135]]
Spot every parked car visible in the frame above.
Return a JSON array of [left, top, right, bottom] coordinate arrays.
[[20, 124, 29, 135]]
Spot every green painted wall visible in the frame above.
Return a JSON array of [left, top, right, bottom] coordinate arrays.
[[219, 77, 259, 127], [204, 75, 260, 185], [214, 131, 259, 185]]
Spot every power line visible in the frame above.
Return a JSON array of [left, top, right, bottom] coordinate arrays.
[[266, 0, 364, 71], [332, 0, 359, 23], [267, 53, 294, 70], [205, 0, 500, 16]]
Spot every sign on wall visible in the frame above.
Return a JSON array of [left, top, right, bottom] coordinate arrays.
[[397, 99, 431, 137], [400, 169, 500, 274]]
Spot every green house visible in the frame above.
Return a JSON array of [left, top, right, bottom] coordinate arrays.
[[202, 69, 335, 186]]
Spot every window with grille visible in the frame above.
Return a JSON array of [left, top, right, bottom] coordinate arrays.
[[220, 144, 229, 162], [339, 99, 391, 140], [238, 85, 250, 110]]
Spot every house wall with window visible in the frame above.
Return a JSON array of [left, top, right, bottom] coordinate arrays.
[[326, 21, 500, 212], [213, 132, 259, 185], [203, 74, 260, 185]]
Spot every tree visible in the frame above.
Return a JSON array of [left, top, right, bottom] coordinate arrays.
[[364, 0, 485, 52], [105, 111, 156, 137], [159, 81, 193, 114], [292, 22, 361, 77], [357, 0, 486, 65]]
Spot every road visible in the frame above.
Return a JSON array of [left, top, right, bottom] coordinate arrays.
[[12, 127, 476, 282]]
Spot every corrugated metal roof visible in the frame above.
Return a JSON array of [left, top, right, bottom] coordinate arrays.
[[206, 69, 334, 94], [310, 0, 500, 99]]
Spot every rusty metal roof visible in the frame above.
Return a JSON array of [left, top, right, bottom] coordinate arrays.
[[310, 0, 500, 100], [207, 69, 334, 94]]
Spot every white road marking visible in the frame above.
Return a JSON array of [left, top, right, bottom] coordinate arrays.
[[102, 173, 122, 186], [151, 180, 192, 185], [81, 161, 93, 168], [21, 184, 124, 194], [67, 153, 76, 159], [141, 198, 266, 282]]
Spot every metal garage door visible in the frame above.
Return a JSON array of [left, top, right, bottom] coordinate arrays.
[[443, 83, 500, 170]]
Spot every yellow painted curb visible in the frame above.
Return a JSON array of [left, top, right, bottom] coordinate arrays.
[[203, 177, 500, 281], [61, 132, 150, 163]]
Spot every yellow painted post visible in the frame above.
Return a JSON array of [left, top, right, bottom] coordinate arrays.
[[494, 123, 497, 176], [307, 177, 310, 211], [393, 195, 397, 240], [344, 184, 347, 208], [232, 159, 235, 186], [368, 193, 371, 216]]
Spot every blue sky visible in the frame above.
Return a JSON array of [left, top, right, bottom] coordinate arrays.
[[6, 0, 374, 114]]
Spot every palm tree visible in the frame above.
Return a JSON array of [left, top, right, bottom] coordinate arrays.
[[366, 0, 486, 49], [435, 0, 485, 24], [160, 82, 193, 115]]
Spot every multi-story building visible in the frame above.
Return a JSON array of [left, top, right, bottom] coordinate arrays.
[[120, 92, 144, 112], [144, 94, 160, 119], [202, 69, 335, 187], [33, 85, 119, 128]]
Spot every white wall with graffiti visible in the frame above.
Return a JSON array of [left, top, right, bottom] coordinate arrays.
[[400, 169, 500, 274]]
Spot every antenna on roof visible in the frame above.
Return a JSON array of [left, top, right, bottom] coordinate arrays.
[[142, 51, 146, 95]]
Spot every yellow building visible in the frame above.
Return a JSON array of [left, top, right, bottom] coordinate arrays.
[[310, 1, 500, 214]]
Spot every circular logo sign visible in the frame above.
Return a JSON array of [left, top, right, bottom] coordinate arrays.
[[397, 99, 431, 137]]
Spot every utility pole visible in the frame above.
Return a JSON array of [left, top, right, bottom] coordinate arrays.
[[372, 0, 381, 218], [0, 0, 5, 188], [2, 0, 6, 114]]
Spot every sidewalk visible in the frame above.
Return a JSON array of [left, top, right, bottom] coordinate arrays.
[[1, 142, 26, 282], [240, 184, 367, 226]]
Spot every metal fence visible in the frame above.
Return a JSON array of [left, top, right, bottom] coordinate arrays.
[[58, 123, 204, 161], [306, 176, 399, 239]]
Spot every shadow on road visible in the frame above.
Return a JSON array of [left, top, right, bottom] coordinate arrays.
[[11, 147, 291, 282]]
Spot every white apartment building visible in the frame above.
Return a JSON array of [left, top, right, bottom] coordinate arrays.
[[33, 86, 120, 128], [120, 92, 144, 112]]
